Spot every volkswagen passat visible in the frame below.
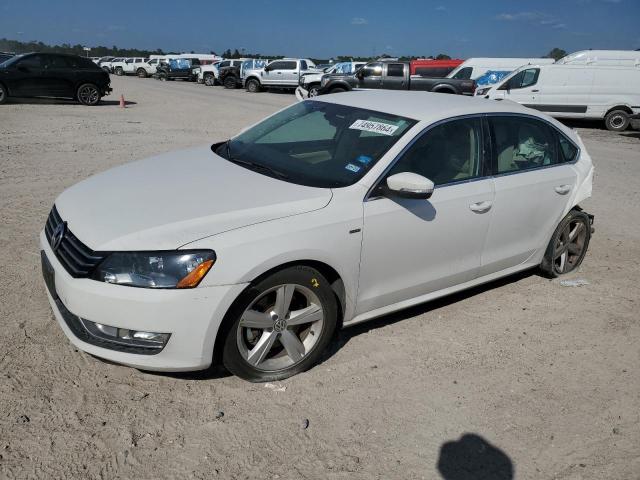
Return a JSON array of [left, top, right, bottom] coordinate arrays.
[[41, 91, 594, 381]]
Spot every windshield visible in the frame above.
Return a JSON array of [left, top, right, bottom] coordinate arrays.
[[214, 101, 416, 188], [1, 54, 24, 67]]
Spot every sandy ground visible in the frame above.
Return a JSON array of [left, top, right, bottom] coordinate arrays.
[[0, 76, 638, 480]]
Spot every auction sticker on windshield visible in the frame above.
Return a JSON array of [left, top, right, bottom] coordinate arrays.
[[349, 119, 399, 136]]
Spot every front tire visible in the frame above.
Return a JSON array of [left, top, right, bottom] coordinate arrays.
[[604, 109, 630, 132], [540, 209, 591, 278], [308, 84, 321, 97], [136, 68, 147, 78], [246, 78, 261, 93], [222, 266, 338, 382], [223, 76, 237, 89], [203, 73, 215, 86], [76, 83, 101, 106]]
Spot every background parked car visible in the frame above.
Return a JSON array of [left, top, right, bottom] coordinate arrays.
[[297, 61, 366, 98], [410, 59, 463, 77], [318, 60, 476, 96], [0, 52, 111, 105], [480, 63, 640, 131], [447, 57, 555, 81], [199, 59, 246, 86], [154, 57, 201, 81], [243, 58, 318, 92]]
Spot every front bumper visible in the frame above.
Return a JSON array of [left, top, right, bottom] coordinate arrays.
[[40, 231, 247, 371]]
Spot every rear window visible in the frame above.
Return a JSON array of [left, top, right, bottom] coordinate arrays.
[[414, 67, 454, 77]]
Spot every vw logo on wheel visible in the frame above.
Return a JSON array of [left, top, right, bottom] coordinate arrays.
[[273, 318, 287, 332], [50, 222, 67, 252]]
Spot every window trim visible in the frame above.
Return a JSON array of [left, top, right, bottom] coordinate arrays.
[[364, 112, 580, 201]]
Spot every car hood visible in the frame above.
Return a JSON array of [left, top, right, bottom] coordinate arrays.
[[55, 145, 333, 251]]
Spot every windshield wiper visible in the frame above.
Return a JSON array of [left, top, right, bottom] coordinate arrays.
[[228, 157, 290, 181]]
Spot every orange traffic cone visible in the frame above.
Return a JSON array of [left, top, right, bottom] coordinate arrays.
[[119, 94, 126, 108]]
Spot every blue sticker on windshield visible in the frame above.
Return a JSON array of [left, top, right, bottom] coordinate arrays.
[[356, 155, 372, 165], [345, 163, 361, 173]]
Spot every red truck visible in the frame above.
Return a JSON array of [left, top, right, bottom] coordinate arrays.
[[410, 59, 464, 77]]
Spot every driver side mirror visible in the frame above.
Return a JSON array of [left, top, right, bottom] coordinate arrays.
[[383, 172, 434, 199], [498, 80, 510, 91], [356, 70, 364, 79]]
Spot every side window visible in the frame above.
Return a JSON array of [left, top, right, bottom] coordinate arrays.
[[508, 68, 539, 89], [387, 118, 483, 186], [281, 61, 297, 70], [46, 55, 71, 68], [220, 61, 230, 68], [490, 116, 557, 174], [452, 67, 472, 79], [18, 55, 43, 68], [559, 135, 578, 163], [267, 61, 283, 70], [362, 62, 383, 77], [387, 63, 405, 77], [300, 60, 308, 71]]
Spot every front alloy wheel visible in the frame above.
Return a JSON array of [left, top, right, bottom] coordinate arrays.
[[308, 85, 320, 97], [222, 266, 337, 381], [77, 83, 100, 106]]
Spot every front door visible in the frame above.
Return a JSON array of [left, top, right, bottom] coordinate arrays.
[[357, 117, 494, 314], [9, 54, 46, 96], [358, 62, 383, 89], [479, 115, 579, 275], [41, 55, 75, 97], [495, 67, 540, 106]]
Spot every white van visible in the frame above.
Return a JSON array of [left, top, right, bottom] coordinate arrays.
[[480, 64, 640, 131], [556, 50, 640, 67], [447, 58, 555, 80]]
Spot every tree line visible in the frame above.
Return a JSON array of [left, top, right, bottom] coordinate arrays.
[[1, 38, 569, 62]]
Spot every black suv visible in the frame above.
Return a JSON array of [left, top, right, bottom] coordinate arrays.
[[0, 53, 112, 105]]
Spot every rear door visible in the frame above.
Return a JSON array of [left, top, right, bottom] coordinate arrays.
[[41, 55, 75, 96], [279, 60, 299, 85], [381, 63, 407, 89], [479, 115, 578, 275]]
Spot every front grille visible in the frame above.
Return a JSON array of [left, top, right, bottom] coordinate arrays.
[[45, 205, 106, 277]]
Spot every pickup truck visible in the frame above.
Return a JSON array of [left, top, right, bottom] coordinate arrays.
[[154, 58, 201, 81], [296, 61, 366, 98], [219, 59, 269, 89], [199, 59, 246, 86], [243, 58, 318, 92], [112, 58, 156, 78], [317, 61, 476, 96]]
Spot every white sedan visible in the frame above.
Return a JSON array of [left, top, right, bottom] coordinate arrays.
[[41, 91, 594, 381]]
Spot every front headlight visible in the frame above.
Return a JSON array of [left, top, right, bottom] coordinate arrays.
[[476, 87, 492, 96], [92, 250, 215, 289], [320, 77, 328, 86]]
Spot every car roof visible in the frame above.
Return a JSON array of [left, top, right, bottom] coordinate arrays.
[[310, 90, 533, 123]]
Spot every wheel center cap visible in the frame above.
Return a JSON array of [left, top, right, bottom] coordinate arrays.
[[272, 316, 287, 332]]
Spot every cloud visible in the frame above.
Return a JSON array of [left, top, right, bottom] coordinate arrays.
[[351, 17, 368, 25], [496, 11, 567, 29], [435, 5, 446, 11]]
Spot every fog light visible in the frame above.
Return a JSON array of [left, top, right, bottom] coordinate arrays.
[[81, 319, 170, 350]]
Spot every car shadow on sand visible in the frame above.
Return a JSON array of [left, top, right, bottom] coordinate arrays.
[[324, 268, 534, 361], [5, 97, 137, 106], [437, 433, 514, 480]]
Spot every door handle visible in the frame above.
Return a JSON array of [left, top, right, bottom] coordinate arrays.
[[531, 89, 539, 92], [469, 201, 493, 213], [554, 185, 572, 195]]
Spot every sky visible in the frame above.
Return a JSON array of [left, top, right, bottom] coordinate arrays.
[[1, 0, 638, 58]]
